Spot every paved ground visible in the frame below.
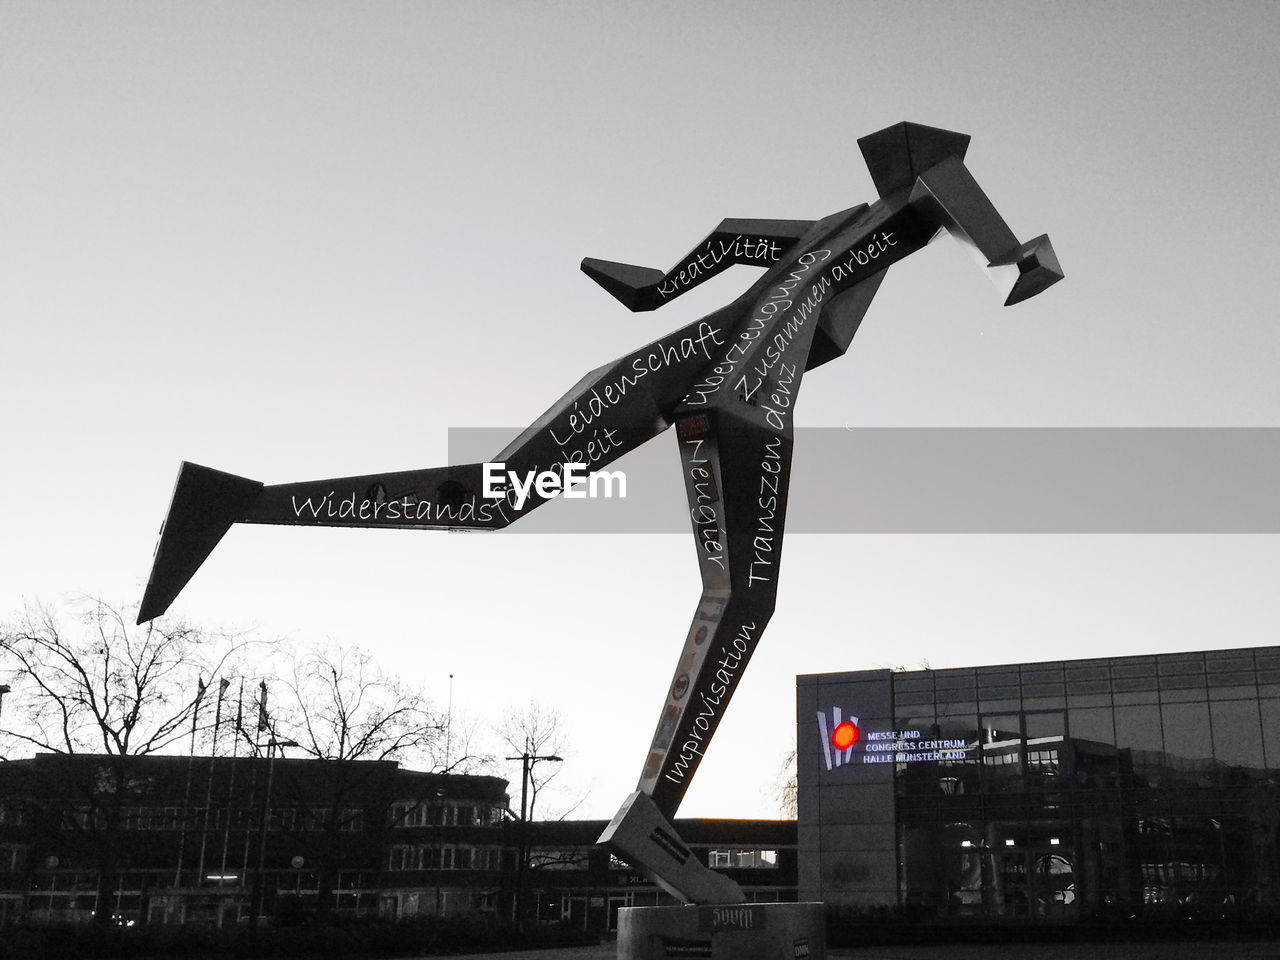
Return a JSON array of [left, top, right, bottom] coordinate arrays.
[[426, 940, 1280, 960], [836, 943, 1280, 959]]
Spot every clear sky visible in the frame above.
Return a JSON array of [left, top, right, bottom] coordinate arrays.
[[4, 1, 1280, 820]]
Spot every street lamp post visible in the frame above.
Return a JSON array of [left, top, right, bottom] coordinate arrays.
[[250, 737, 298, 929], [504, 748, 561, 932]]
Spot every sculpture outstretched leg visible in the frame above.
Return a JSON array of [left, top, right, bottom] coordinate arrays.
[[137, 459, 509, 623], [138, 308, 742, 624]]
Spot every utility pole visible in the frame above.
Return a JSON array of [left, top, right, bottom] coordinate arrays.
[[504, 746, 561, 932]]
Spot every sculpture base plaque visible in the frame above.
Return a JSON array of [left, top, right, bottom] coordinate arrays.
[[617, 901, 825, 960]]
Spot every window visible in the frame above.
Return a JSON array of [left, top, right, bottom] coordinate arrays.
[[707, 849, 777, 870], [981, 714, 1023, 792], [1159, 700, 1214, 788], [1209, 699, 1265, 772], [1024, 711, 1065, 785], [934, 715, 982, 795], [392, 801, 430, 827], [337, 871, 372, 890], [1113, 703, 1163, 787], [391, 798, 502, 828], [1068, 705, 1118, 789], [528, 848, 589, 870]]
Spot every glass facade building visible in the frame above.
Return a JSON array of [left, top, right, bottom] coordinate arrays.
[[797, 645, 1280, 922]]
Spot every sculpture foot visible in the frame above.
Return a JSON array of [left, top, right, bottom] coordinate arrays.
[[138, 462, 263, 623], [599, 791, 745, 905]]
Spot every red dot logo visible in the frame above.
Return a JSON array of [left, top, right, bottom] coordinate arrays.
[[832, 720, 860, 750]]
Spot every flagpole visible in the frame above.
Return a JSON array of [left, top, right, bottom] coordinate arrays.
[[196, 678, 229, 883], [240, 680, 267, 921], [174, 677, 207, 892], [216, 679, 245, 926]]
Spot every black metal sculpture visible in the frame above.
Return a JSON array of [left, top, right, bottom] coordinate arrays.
[[139, 121, 1061, 904]]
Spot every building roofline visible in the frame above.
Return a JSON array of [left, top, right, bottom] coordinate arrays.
[[797, 640, 1280, 685]]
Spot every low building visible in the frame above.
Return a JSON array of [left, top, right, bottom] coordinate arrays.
[[0, 753, 512, 926], [0, 752, 795, 934], [798, 644, 1280, 923]]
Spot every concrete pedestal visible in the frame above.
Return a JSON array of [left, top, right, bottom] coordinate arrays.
[[617, 902, 825, 960]]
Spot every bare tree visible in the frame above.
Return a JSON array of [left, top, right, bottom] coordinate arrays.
[[0, 597, 250, 924], [776, 748, 798, 819], [495, 699, 582, 824], [267, 641, 450, 922], [276, 641, 443, 766]]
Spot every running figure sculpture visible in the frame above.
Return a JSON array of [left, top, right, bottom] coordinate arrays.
[[139, 122, 1062, 904]]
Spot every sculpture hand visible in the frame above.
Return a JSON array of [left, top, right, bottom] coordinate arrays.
[[581, 258, 665, 311]]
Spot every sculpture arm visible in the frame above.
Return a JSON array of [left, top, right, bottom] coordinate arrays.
[[908, 156, 1062, 305], [853, 121, 1062, 306], [581, 217, 814, 311]]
